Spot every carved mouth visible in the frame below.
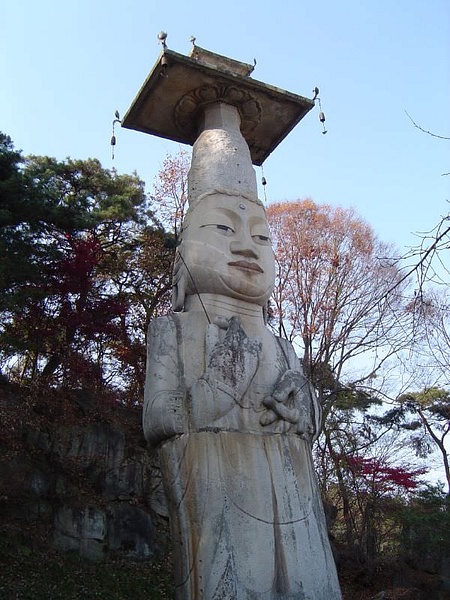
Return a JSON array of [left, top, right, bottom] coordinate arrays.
[[228, 261, 264, 273]]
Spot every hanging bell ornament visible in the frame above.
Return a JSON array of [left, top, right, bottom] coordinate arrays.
[[319, 111, 327, 134]]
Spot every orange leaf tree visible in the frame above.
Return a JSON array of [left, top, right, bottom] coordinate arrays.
[[267, 199, 415, 558], [267, 199, 409, 415], [150, 149, 190, 239]]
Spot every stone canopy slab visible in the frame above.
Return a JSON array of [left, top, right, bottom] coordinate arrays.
[[122, 47, 314, 166]]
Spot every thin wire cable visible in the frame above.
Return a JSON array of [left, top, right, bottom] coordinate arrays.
[[176, 251, 211, 324]]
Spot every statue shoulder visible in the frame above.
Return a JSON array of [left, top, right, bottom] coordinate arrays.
[[147, 312, 199, 351], [148, 314, 178, 336], [147, 315, 182, 356], [275, 335, 303, 371]]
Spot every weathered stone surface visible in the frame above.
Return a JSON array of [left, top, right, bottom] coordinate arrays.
[[53, 505, 107, 561], [52, 502, 156, 561], [143, 100, 342, 597], [188, 103, 257, 202], [121, 46, 314, 166], [0, 396, 159, 562], [23, 422, 150, 501], [51, 424, 126, 468], [107, 504, 155, 560]]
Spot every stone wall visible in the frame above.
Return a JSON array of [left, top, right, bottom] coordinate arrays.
[[0, 385, 163, 562]]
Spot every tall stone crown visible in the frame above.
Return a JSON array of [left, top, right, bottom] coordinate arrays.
[[188, 102, 258, 208]]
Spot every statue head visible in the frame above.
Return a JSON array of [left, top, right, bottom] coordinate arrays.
[[172, 190, 275, 311]]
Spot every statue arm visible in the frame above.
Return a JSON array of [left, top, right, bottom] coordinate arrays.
[[143, 317, 186, 446], [143, 316, 242, 446]]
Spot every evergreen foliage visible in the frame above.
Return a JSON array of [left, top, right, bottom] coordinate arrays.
[[0, 134, 174, 402]]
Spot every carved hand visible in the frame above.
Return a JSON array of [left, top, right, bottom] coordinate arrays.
[[205, 316, 261, 401], [188, 316, 262, 429], [260, 369, 314, 435]]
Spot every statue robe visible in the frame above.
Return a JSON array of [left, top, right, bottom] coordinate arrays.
[[144, 312, 342, 599]]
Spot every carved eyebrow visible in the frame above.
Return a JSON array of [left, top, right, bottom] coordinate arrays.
[[250, 219, 270, 233], [199, 223, 234, 230], [249, 215, 268, 226], [198, 209, 235, 228]]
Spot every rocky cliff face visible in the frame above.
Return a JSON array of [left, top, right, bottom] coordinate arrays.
[[0, 383, 163, 562]]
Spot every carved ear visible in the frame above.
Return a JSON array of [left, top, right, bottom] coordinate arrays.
[[171, 274, 185, 311], [172, 273, 187, 312], [171, 249, 186, 312]]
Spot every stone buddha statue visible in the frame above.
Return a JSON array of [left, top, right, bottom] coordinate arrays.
[[143, 102, 342, 599]]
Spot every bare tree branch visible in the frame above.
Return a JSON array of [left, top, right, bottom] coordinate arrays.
[[405, 110, 450, 141]]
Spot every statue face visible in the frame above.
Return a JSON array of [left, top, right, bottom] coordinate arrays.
[[178, 194, 275, 305]]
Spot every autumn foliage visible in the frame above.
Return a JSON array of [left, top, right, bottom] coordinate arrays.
[[0, 135, 175, 402], [267, 199, 408, 409], [1, 141, 448, 577], [341, 454, 426, 495]]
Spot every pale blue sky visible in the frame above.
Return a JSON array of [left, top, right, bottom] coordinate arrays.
[[1, 0, 449, 255]]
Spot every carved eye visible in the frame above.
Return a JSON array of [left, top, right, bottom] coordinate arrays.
[[252, 234, 271, 245], [200, 223, 235, 236], [215, 224, 234, 234]]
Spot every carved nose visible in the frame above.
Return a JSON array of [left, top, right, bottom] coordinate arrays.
[[230, 241, 259, 259]]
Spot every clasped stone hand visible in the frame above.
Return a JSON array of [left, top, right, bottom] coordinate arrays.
[[260, 369, 313, 435]]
